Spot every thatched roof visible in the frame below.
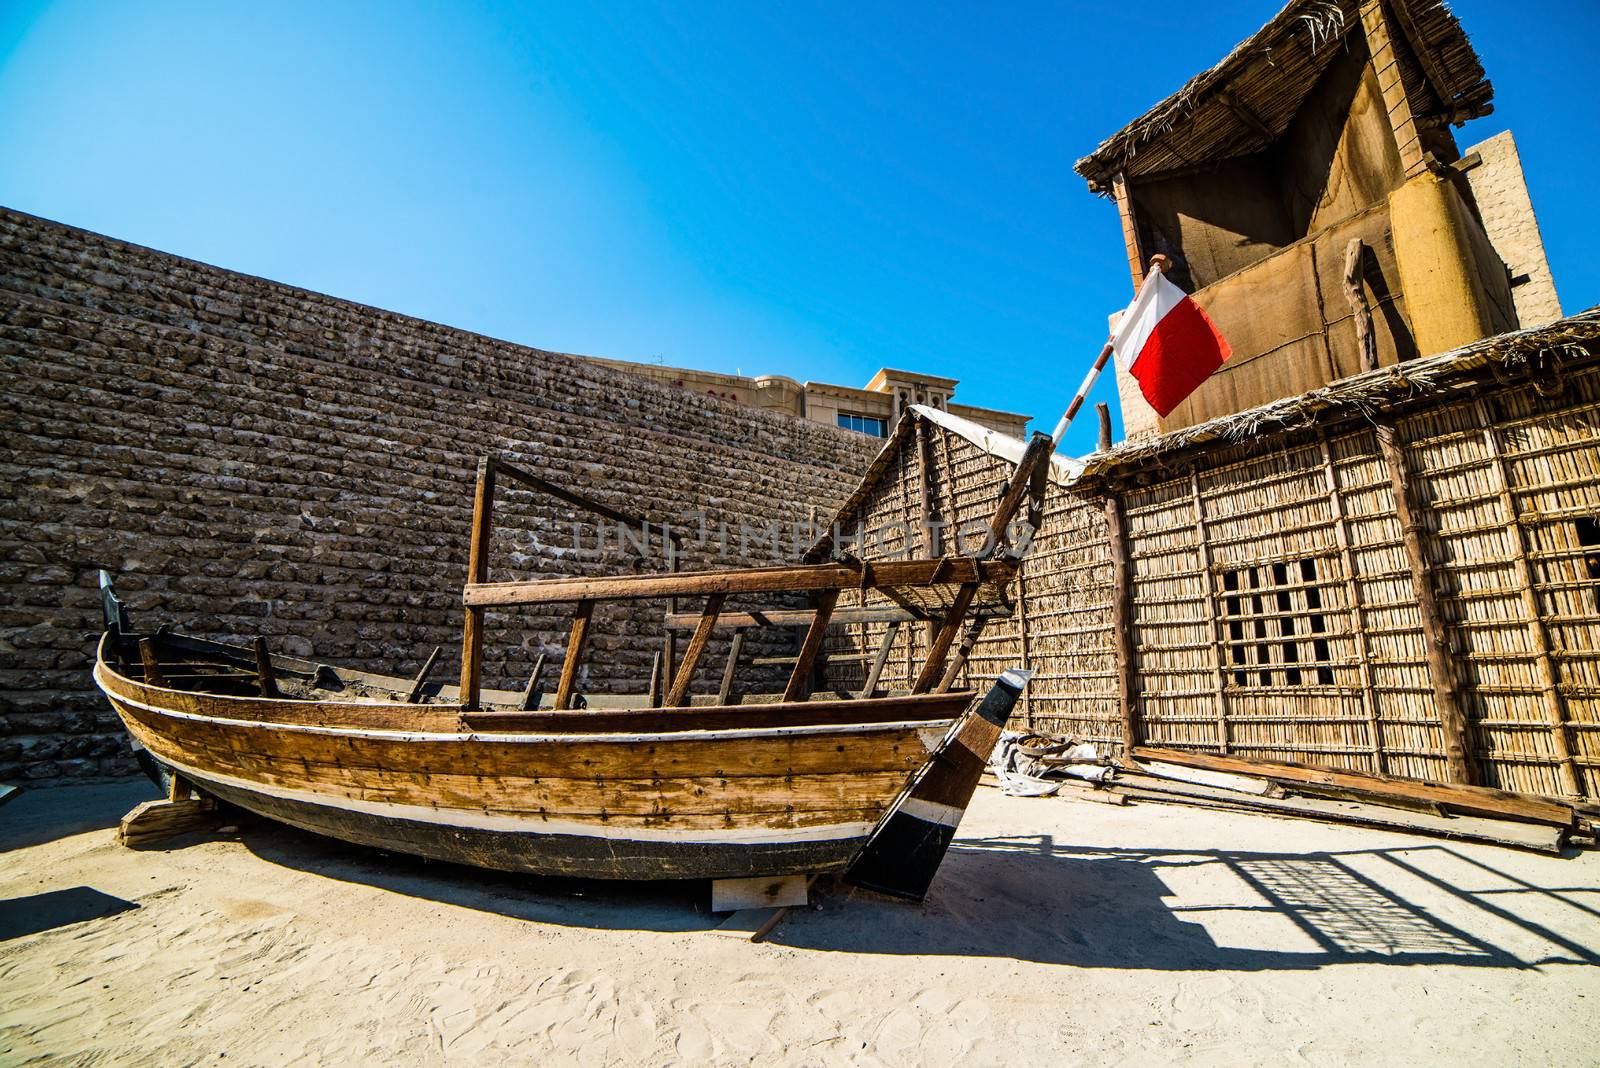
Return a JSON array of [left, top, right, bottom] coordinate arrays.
[[1075, 0, 1492, 189], [1078, 307, 1600, 480]]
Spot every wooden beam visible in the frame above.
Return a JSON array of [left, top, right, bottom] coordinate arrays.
[[1377, 423, 1475, 784], [1359, 0, 1427, 177], [1343, 239, 1380, 374], [1320, 435, 1386, 773], [552, 599, 595, 710], [1111, 172, 1145, 291], [646, 650, 662, 708], [404, 646, 442, 704], [667, 593, 725, 707], [1214, 88, 1274, 141], [1105, 488, 1140, 752], [717, 629, 746, 706], [465, 557, 1016, 608], [1187, 471, 1232, 752], [458, 457, 496, 712], [491, 456, 683, 547], [935, 616, 988, 693], [138, 638, 166, 688], [519, 652, 547, 711], [1130, 746, 1575, 829], [1096, 402, 1114, 452], [662, 605, 965, 630], [861, 621, 900, 698], [251, 637, 281, 699], [912, 583, 979, 693], [783, 591, 840, 702]]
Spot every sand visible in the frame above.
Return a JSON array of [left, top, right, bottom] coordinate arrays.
[[2, 779, 1597, 1066]]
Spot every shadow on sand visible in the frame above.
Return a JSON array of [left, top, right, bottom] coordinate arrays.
[[13, 782, 1598, 970]]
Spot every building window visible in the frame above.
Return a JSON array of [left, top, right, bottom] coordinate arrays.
[[838, 413, 887, 437], [1220, 556, 1335, 687]]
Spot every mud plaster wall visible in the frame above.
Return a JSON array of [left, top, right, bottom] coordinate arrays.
[[0, 207, 879, 783]]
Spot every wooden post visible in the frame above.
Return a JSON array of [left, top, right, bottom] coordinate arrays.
[[1476, 406, 1582, 797], [783, 591, 840, 702], [717, 629, 746, 706], [1188, 470, 1230, 753], [1096, 402, 1114, 452], [1111, 172, 1146, 290], [1016, 565, 1033, 722], [404, 646, 441, 704], [936, 617, 988, 693], [646, 650, 663, 708], [459, 457, 496, 712], [861, 621, 900, 698], [668, 593, 725, 707], [1359, 0, 1428, 178], [519, 652, 547, 711], [553, 599, 595, 711], [252, 637, 281, 699], [916, 419, 940, 649], [1320, 435, 1386, 773], [1105, 486, 1140, 753], [139, 638, 166, 688], [1343, 239, 1380, 374], [912, 583, 979, 693], [1377, 424, 1474, 784]]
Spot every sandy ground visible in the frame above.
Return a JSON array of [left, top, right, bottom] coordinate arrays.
[[2, 781, 1597, 1067]]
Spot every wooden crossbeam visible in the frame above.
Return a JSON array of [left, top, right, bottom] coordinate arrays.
[[465, 558, 1015, 608]]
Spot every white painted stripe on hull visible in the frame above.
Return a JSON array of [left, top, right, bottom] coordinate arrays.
[[154, 753, 880, 845], [97, 664, 954, 745], [898, 797, 966, 828]]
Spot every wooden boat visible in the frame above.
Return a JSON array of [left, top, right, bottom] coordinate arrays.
[[93, 432, 1054, 899]]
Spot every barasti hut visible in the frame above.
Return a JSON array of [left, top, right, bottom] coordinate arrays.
[[814, 0, 1600, 812]]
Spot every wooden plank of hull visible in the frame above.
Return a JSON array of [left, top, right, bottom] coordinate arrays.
[[183, 768, 866, 879], [96, 661, 970, 736]]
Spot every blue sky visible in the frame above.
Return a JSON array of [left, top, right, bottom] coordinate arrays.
[[2, 2, 1594, 454]]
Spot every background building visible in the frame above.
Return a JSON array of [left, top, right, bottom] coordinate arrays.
[[583, 356, 1030, 439]]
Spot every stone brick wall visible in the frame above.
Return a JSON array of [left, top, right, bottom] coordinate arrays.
[[0, 207, 879, 783]]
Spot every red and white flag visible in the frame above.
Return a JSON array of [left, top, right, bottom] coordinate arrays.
[[1111, 269, 1230, 417]]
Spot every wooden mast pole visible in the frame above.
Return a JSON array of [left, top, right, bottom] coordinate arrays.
[[459, 457, 496, 712]]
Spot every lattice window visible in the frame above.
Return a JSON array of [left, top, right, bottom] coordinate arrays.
[[1220, 556, 1335, 687]]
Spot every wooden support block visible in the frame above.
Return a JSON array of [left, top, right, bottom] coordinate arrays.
[[711, 873, 808, 912], [117, 796, 219, 848], [712, 907, 792, 943]]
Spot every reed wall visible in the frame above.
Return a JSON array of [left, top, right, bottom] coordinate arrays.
[[827, 351, 1600, 801]]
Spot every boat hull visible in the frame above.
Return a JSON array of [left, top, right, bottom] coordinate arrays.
[[95, 657, 965, 880]]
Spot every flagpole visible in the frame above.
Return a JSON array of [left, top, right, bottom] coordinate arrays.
[[1050, 255, 1169, 450]]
